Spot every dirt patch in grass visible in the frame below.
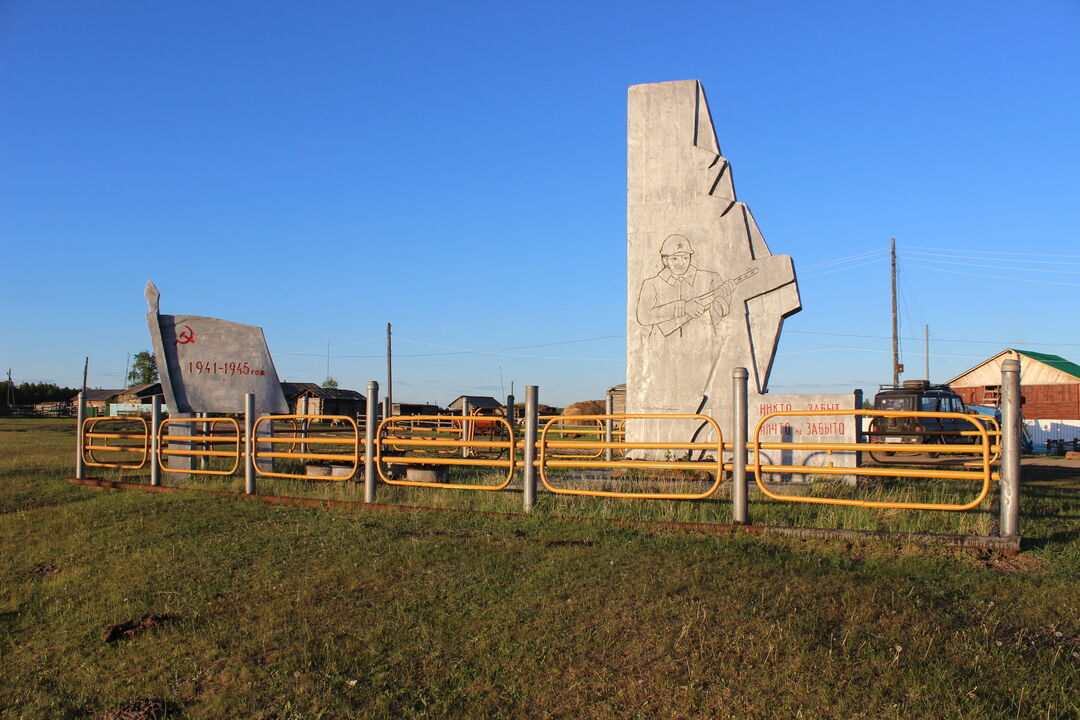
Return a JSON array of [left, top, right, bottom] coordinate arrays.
[[30, 563, 59, 576], [102, 614, 174, 643], [968, 549, 1049, 574], [101, 698, 180, 719]]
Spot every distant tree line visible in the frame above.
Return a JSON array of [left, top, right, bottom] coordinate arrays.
[[0, 381, 81, 405]]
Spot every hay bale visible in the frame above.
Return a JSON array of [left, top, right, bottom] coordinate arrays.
[[561, 400, 606, 427]]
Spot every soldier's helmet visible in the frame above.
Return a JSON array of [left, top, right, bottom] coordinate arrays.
[[660, 234, 693, 256]]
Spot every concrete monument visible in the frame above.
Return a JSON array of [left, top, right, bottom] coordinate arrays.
[[145, 281, 287, 472], [626, 81, 857, 476], [145, 281, 288, 415]]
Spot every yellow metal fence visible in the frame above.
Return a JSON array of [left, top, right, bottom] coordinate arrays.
[[80, 410, 1000, 513]]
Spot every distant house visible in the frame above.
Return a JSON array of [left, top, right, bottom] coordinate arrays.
[[280, 382, 321, 414], [74, 389, 124, 417], [447, 395, 504, 414], [948, 349, 1080, 447], [948, 349, 1080, 419], [293, 386, 366, 418], [113, 383, 163, 406], [393, 402, 442, 416], [607, 383, 626, 415]]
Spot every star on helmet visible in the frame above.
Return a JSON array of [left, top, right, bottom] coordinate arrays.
[[660, 234, 694, 256]]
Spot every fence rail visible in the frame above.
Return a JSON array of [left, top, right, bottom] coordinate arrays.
[[158, 417, 241, 476], [81, 416, 149, 469], [71, 361, 1024, 542], [752, 409, 994, 511]]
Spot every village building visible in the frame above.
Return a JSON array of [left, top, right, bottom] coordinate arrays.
[[280, 382, 321, 414], [607, 384, 626, 415], [947, 348, 1080, 447], [447, 395, 504, 415], [392, 402, 442, 416], [291, 386, 366, 417], [77, 389, 124, 417]]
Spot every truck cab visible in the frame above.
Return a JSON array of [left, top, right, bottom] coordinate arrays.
[[868, 380, 974, 452]]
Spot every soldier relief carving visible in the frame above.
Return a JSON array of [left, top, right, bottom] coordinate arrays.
[[627, 80, 801, 434], [637, 234, 759, 340]]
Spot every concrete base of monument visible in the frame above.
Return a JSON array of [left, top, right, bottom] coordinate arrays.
[[625, 391, 864, 483], [380, 464, 450, 484], [304, 464, 355, 480], [407, 466, 450, 484]]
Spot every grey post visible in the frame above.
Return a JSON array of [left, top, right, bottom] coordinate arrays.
[[461, 397, 471, 459], [299, 395, 309, 456], [523, 386, 539, 513], [244, 393, 256, 495], [732, 367, 749, 524], [198, 411, 208, 471], [75, 391, 86, 479], [150, 395, 162, 487], [365, 381, 378, 503], [604, 393, 614, 463], [382, 396, 390, 424], [1000, 358, 1021, 537]]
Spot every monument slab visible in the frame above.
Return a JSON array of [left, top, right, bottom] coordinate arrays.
[[625, 81, 858, 477]]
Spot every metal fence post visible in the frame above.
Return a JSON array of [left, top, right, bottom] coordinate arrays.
[[75, 391, 86, 479], [1000, 358, 1021, 537], [365, 381, 378, 503], [506, 394, 515, 427], [244, 393, 256, 495], [198, 411, 208, 470], [150, 395, 162, 487], [299, 395, 309, 456], [461, 397, 471, 459], [604, 394, 614, 463], [523, 386, 538, 513], [732, 367, 749, 524]]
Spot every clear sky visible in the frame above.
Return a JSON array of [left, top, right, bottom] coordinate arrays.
[[2, 0, 1078, 406]]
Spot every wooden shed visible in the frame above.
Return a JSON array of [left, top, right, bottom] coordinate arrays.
[[294, 387, 367, 418], [607, 384, 626, 415], [947, 349, 1080, 420], [447, 395, 504, 414], [281, 382, 321, 414]]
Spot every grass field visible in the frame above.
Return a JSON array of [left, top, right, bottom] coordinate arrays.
[[2, 418, 1078, 719]]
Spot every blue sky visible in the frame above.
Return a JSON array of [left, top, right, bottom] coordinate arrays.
[[2, 0, 1078, 406]]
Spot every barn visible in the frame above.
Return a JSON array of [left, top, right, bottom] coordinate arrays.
[[947, 349, 1080, 446], [292, 386, 367, 418], [447, 395, 504, 414]]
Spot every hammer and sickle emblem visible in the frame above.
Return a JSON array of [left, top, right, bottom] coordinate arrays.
[[176, 325, 195, 345]]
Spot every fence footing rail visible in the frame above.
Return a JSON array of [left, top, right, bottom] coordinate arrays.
[[66, 478, 1020, 553]]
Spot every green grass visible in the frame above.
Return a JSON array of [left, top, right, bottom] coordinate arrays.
[[2, 418, 1079, 719]]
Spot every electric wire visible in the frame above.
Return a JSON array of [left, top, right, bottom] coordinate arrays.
[[901, 257, 1080, 275], [899, 262, 1080, 287], [903, 250, 1080, 267], [903, 245, 1080, 259]]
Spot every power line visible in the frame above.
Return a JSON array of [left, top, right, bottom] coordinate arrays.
[[904, 249, 1080, 267], [903, 245, 1080, 259], [801, 256, 887, 279], [800, 248, 886, 272], [900, 262, 1080, 287], [272, 333, 625, 362], [335, 333, 624, 358], [787, 329, 1080, 347], [902, 256, 1080, 275]]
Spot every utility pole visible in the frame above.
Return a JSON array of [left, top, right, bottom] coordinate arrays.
[[386, 322, 393, 412], [325, 341, 331, 384], [82, 357, 89, 395], [123, 352, 131, 387], [891, 238, 900, 386], [5, 369, 13, 405], [924, 325, 930, 383]]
